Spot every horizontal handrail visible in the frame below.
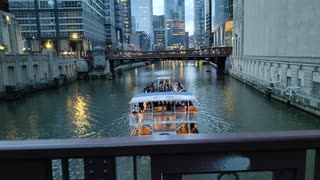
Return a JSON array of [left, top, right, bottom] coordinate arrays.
[[0, 130, 320, 159], [0, 130, 320, 180]]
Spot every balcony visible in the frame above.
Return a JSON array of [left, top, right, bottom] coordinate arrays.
[[0, 130, 319, 180]]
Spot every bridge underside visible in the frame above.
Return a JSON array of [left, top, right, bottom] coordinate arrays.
[[106, 47, 232, 74], [108, 57, 227, 73]]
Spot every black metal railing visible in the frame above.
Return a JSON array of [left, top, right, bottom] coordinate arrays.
[[0, 130, 320, 180]]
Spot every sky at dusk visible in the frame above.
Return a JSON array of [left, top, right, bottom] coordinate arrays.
[[153, 0, 194, 35]]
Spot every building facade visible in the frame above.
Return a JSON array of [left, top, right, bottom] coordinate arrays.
[[231, 0, 320, 112], [164, 0, 186, 50], [131, 0, 153, 51], [8, 0, 105, 58], [212, 0, 233, 47], [153, 15, 165, 51], [0, 50, 75, 93], [193, 0, 205, 49], [204, 0, 212, 48], [105, 0, 116, 50], [0, 10, 23, 54], [115, 0, 124, 50], [120, 0, 132, 48]]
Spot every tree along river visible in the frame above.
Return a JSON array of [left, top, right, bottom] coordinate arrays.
[[0, 61, 319, 179]]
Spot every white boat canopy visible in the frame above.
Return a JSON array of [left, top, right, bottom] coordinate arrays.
[[129, 92, 197, 104], [157, 76, 171, 80]]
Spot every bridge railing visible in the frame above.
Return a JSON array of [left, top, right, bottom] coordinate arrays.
[[106, 47, 232, 59], [0, 130, 319, 180]]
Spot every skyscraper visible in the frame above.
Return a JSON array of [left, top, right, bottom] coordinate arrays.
[[120, 0, 132, 48], [194, 0, 205, 49], [164, 0, 185, 50], [105, 0, 117, 50], [212, 0, 233, 47], [153, 15, 165, 51], [205, 0, 212, 47], [131, 0, 153, 51], [115, 0, 124, 50], [8, 0, 105, 56]]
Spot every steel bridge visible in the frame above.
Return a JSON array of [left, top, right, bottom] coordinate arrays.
[[106, 47, 232, 72]]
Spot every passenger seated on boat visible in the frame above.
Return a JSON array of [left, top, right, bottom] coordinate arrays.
[[132, 109, 137, 115], [189, 105, 197, 112]]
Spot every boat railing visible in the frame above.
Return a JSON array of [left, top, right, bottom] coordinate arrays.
[[129, 112, 198, 125]]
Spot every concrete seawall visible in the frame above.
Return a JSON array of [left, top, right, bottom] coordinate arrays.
[[229, 71, 320, 117], [114, 61, 151, 72]]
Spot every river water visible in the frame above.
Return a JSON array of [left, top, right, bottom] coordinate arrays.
[[0, 61, 319, 179]]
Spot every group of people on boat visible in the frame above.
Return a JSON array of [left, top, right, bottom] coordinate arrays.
[[133, 100, 197, 113], [129, 90, 199, 136], [143, 81, 183, 93]]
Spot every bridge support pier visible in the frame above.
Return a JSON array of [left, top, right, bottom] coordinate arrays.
[[109, 60, 115, 74], [208, 57, 226, 73], [217, 59, 226, 73]]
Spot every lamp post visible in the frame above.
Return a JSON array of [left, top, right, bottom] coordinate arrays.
[[45, 40, 53, 49], [71, 33, 80, 59], [0, 44, 4, 51]]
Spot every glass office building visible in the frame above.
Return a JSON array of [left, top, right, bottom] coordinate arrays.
[[205, 0, 212, 47], [153, 15, 165, 51], [194, 0, 205, 49], [120, 0, 131, 47], [105, 0, 116, 50], [8, 0, 105, 56], [131, 0, 153, 51], [164, 0, 185, 50]]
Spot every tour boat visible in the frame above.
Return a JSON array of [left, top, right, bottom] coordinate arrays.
[[143, 76, 185, 93], [128, 91, 199, 136]]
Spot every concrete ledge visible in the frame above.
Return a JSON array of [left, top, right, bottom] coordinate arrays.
[[114, 61, 152, 72], [229, 72, 320, 117]]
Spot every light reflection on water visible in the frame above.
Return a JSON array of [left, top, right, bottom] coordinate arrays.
[[66, 87, 92, 138]]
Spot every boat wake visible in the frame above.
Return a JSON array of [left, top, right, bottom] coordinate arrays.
[[198, 112, 237, 133]]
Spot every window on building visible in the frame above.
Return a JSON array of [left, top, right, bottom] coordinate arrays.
[[287, 77, 292, 87], [298, 79, 302, 87], [312, 72, 320, 95], [313, 82, 320, 94], [298, 70, 304, 87]]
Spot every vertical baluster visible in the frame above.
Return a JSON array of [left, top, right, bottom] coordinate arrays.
[[315, 149, 320, 180], [133, 156, 137, 180], [61, 158, 70, 180]]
